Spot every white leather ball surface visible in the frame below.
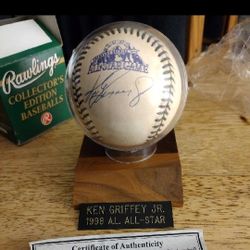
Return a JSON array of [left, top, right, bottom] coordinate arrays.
[[67, 21, 188, 151]]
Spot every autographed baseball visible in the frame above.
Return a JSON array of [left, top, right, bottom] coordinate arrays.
[[66, 21, 188, 151]]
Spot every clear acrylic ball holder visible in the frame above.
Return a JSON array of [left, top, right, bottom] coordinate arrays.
[[105, 144, 157, 163], [65, 21, 188, 164]]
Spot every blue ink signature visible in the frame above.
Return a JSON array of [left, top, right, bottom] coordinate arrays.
[[84, 70, 153, 108]]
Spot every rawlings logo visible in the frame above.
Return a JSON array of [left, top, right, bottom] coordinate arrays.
[[88, 40, 148, 74], [2, 53, 59, 95]]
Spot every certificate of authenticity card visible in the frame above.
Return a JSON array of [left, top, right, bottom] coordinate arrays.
[[30, 229, 207, 250]]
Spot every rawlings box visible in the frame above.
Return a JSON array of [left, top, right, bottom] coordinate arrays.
[[0, 16, 72, 145]]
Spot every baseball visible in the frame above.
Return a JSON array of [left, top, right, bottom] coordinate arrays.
[[66, 21, 188, 151]]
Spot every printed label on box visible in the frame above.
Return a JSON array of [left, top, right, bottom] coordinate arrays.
[[0, 17, 72, 144]]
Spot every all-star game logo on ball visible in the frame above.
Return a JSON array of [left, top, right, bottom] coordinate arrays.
[[41, 112, 53, 126], [88, 40, 148, 74]]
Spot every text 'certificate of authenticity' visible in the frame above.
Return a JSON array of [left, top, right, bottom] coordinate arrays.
[[30, 229, 207, 250]]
